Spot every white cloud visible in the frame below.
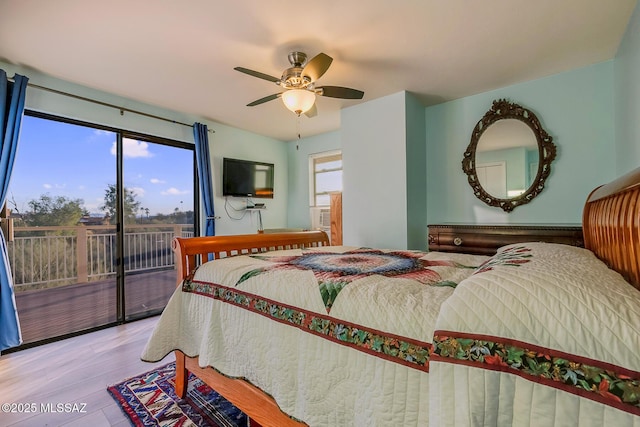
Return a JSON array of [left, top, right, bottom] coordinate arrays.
[[150, 178, 165, 184], [110, 138, 153, 158], [43, 183, 66, 189], [161, 187, 189, 196]]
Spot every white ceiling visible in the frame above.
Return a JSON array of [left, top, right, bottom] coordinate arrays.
[[0, 0, 636, 141]]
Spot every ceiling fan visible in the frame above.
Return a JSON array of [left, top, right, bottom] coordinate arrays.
[[234, 51, 364, 117]]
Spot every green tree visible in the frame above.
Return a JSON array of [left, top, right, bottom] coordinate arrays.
[[100, 184, 141, 222], [24, 194, 87, 227]]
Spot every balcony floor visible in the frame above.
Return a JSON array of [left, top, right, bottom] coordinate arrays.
[[14, 269, 177, 345]]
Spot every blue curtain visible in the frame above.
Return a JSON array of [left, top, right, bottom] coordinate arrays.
[[193, 122, 215, 236], [0, 70, 28, 351]]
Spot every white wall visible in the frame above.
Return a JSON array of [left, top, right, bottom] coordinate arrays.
[[1, 60, 289, 236], [615, 1, 640, 175], [341, 92, 408, 249]]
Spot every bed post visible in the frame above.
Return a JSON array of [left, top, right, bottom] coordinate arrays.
[[174, 350, 188, 398]]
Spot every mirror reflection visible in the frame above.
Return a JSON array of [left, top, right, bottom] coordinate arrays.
[[475, 119, 539, 198]]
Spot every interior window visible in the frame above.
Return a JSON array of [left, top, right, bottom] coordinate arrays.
[[310, 151, 342, 206]]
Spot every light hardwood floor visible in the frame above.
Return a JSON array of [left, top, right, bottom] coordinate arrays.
[[0, 316, 174, 426]]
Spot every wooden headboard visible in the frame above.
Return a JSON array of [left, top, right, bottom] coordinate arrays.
[[583, 167, 640, 290]]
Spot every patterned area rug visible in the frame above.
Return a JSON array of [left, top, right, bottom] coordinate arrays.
[[108, 362, 248, 427]]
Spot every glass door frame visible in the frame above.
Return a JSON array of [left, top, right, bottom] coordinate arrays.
[[5, 111, 200, 351], [118, 130, 200, 323]]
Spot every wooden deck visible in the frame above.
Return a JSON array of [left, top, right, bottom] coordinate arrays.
[[14, 268, 177, 345]]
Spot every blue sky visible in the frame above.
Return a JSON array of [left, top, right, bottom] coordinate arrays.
[[9, 115, 194, 217]]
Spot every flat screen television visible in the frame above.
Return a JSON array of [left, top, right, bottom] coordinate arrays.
[[222, 157, 274, 198]]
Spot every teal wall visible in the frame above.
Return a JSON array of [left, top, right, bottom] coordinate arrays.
[[342, 92, 409, 249], [290, 60, 622, 239], [405, 93, 427, 250], [288, 59, 618, 244], [207, 124, 289, 235], [286, 130, 341, 229], [288, 92, 426, 250], [425, 61, 615, 224], [0, 60, 289, 236], [616, 2, 640, 175]]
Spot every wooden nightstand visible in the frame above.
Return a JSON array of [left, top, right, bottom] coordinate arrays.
[[427, 224, 584, 255]]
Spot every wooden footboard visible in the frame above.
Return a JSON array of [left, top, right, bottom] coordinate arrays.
[[172, 230, 330, 283], [171, 231, 328, 426]]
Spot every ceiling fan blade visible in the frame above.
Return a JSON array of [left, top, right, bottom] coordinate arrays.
[[318, 86, 364, 100], [234, 67, 280, 83], [301, 53, 333, 82], [247, 93, 281, 106], [304, 103, 318, 118]]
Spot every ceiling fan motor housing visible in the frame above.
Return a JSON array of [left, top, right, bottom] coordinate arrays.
[[280, 52, 312, 88], [281, 67, 311, 89]]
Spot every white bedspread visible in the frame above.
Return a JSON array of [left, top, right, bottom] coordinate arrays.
[[430, 242, 640, 427], [142, 246, 488, 426]]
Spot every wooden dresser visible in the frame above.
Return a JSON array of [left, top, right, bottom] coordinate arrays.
[[427, 224, 584, 255], [330, 192, 342, 245]]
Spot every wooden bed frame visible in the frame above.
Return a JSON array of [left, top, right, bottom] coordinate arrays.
[[171, 231, 329, 427], [583, 167, 640, 289], [169, 168, 640, 427]]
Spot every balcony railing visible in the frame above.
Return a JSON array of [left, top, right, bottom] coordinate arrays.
[[8, 224, 194, 291]]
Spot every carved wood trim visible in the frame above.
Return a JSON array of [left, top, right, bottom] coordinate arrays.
[[583, 167, 640, 290], [462, 99, 556, 212]]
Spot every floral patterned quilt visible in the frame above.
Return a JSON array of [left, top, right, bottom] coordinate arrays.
[[141, 246, 489, 426], [141, 242, 640, 426], [430, 242, 640, 426], [181, 246, 486, 372]]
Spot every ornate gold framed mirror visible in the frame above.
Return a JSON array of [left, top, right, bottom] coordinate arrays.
[[462, 99, 556, 212]]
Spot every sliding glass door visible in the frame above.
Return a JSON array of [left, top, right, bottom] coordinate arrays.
[[7, 113, 197, 346], [8, 115, 118, 344], [121, 134, 195, 320]]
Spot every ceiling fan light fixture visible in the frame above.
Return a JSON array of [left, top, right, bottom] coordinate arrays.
[[281, 89, 316, 116]]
